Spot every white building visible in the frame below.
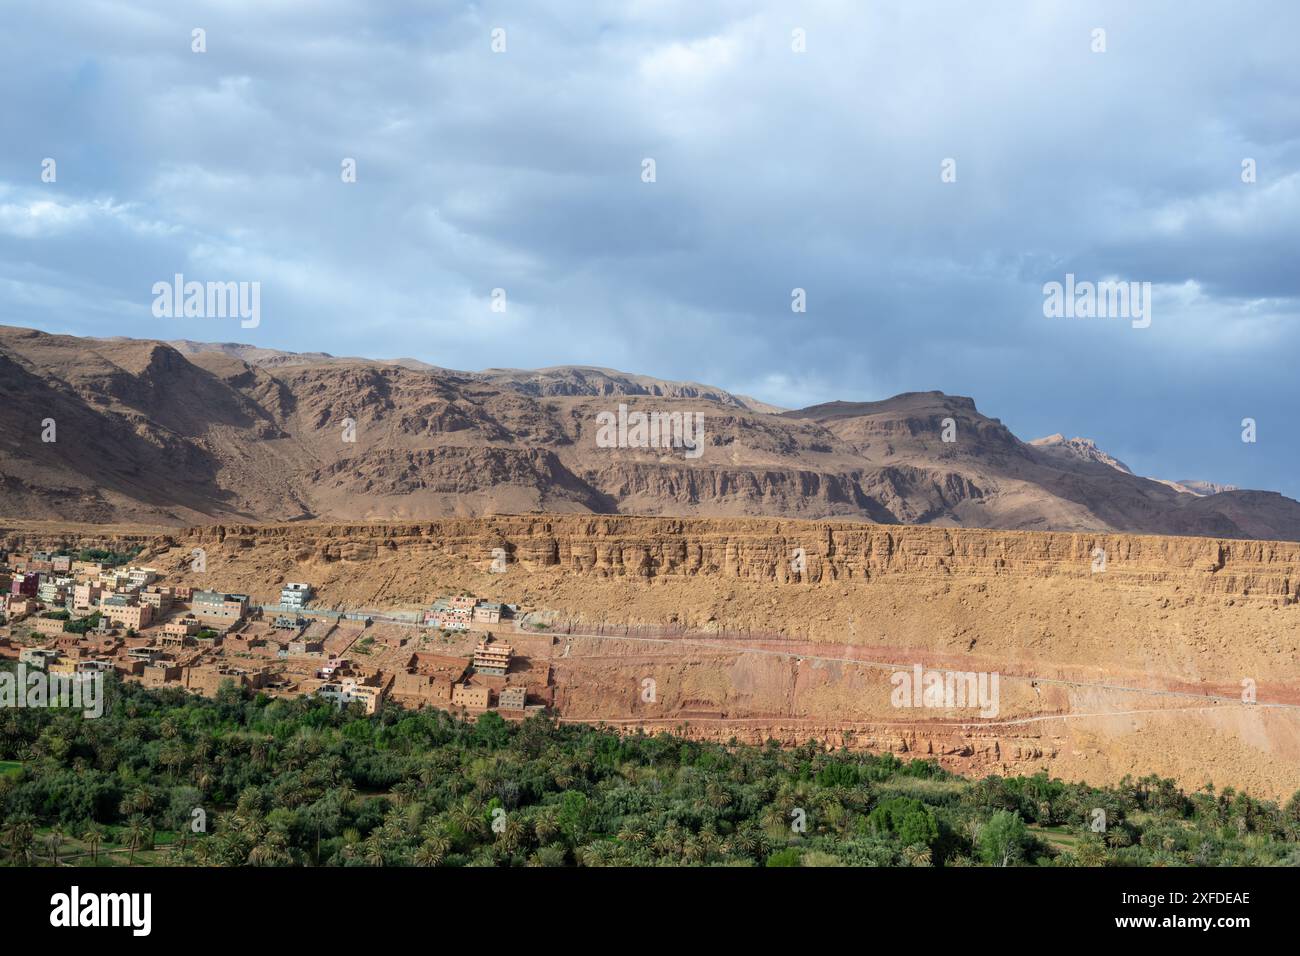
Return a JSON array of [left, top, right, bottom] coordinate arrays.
[[280, 582, 312, 609]]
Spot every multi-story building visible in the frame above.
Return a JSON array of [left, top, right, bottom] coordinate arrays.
[[99, 595, 153, 631], [424, 599, 472, 631], [127, 567, 157, 589], [472, 601, 503, 625], [73, 582, 103, 611], [5, 597, 37, 619], [190, 590, 249, 624], [47, 659, 78, 678], [9, 573, 39, 598], [316, 675, 389, 714], [279, 582, 312, 609], [163, 618, 201, 639], [36, 580, 70, 607], [184, 665, 269, 698], [99, 569, 133, 590], [473, 638, 513, 676], [139, 586, 173, 613], [451, 682, 491, 709], [30, 616, 68, 637], [391, 671, 449, 705], [18, 648, 60, 667], [141, 663, 182, 687]]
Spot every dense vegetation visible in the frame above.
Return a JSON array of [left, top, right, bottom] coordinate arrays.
[[51, 547, 143, 568], [1, 672, 1298, 867]]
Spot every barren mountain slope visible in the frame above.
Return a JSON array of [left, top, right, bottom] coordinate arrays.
[[2, 324, 1298, 540], [4, 514, 1298, 797]]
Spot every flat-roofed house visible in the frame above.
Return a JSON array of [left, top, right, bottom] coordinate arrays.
[[127, 567, 157, 589], [280, 582, 312, 609], [100, 595, 153, 631], [473, 638, 513, 676], [191, 590, 249, 624], [472, 601, 502, 624], [31, 616, 68, 637], [451, 682, 491, 709], [73, 582, 103, 611], [139, 586, 173, 613], [497, 685, 527, 710]]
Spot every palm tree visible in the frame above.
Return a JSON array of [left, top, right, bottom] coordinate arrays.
[[2, 816, 36, 865], [362, 836, 386, 867], [902, 844, 932, 867], [124, 815, 151, 864], [532, 807, 560, 844], [159, 742, 188, 782], [451, 800, 486, 841], [120, 786, 153, 816], [422, 760, 448, 788], [44, 826, 64, 866], [652, 823, 684, 858], [681, 836, 705, 864], [499, 817, 528, 854], [617, 823, 647, 846], [728, 827, 762, 860], [696, 828, 721, 862], [249, 737, 270, 770], [280, 778, 306, 809], [527, 845, 568, 867], [192, 839, 213, 866], [248, 832, 294, 867], [552, 767, 576, 790], [414, 840, 446, 866], [420, 823, 453, 859], [83, 822, 104, 864], [390, 780, 420, 807]]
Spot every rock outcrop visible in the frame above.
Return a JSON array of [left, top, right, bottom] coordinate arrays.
[[4, 325, 1300, 539]]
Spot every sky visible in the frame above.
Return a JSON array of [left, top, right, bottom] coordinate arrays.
[[1, 1, 1298, 496]]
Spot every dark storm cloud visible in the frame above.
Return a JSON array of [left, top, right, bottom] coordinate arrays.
[[1, 0, 1297, 494]]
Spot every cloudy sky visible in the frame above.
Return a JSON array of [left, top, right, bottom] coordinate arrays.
[[2, 1, 1298, 496]]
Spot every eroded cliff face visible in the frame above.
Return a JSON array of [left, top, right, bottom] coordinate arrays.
[[7, 516, 1299, 796], [6, 326, 1300, 539], [123, 515, 1299, 599]]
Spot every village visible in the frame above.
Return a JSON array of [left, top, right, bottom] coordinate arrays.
[[0, 548, 555, 718]]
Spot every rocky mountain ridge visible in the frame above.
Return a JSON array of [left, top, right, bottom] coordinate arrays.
[[1, 324, 1295, 540]]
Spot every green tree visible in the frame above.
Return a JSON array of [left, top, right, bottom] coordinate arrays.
[[868, 797, 939, 848], [978, 810, 1029, 866]]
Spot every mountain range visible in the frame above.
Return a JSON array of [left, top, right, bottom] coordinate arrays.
[[2, 323, 1297, 539]]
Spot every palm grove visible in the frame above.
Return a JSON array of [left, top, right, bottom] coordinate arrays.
[[2, 671, 1299, 867]]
